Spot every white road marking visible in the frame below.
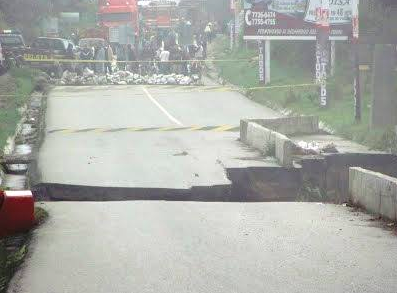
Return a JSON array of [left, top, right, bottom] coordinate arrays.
[[142, 86, 184, 126]]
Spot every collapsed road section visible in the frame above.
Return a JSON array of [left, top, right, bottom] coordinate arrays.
[[32, 85, 397, 202], [33, 84, 295, 201]]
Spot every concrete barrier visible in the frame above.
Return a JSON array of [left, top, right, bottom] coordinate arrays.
[[240, 116, 321, 168], [242, 121, 296, 167], [254, 116, 319, 136], [240, 116, 319, 141], [246, 122, 274, 153], [274, 132, 296, 167], [349, 167, 397, 221]]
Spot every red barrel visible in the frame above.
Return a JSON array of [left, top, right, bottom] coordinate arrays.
[[0, 190, 35, 238]]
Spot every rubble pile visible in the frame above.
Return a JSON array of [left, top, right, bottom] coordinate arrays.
[[53, 69, 200, 86], [297, 141, 339, 155]]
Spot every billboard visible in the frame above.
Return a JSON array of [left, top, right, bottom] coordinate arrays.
[[243, 0, 353, 40]]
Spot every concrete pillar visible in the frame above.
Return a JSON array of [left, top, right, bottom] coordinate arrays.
[[265, 40, 271, 84], [330, 40, 335, 77]]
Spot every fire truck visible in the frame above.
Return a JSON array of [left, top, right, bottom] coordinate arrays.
[[139, 0, 180, 30], [97, 0, 139, 43]]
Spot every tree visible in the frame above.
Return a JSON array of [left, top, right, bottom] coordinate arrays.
[[361, 0, 397, 128], [0, 0, 97, 39]]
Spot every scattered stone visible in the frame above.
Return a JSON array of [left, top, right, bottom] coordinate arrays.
[[2, 174, 26, 190], [173, 151, 188, 157], [296, 141, 320, 155], [6, 164, 29, 174], [21, 124, 36, 136], [321, 143, 339, 154], [51, 70, 198, 86]]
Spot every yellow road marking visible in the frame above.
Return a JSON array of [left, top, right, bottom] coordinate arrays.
[[48, 125, 241, 134], [213, 125, 236, 132]]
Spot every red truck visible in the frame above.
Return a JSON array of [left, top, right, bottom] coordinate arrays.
[[139, 0, 180, 30], [98, 0, 139, 41]]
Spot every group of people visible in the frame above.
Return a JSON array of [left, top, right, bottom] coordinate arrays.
[[78, 42, 138, 75], [139, 32, 208, 76], [74, 21, 218, 77]]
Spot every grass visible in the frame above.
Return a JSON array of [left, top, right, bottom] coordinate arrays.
[[0, 207, 48, 293], [210, 36, 397, 153], [0, 68, 38, 153]]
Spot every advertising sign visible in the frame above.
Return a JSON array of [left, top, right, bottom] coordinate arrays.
[[243, 0, 353, 40]]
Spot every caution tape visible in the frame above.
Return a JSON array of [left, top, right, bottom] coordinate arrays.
[[244, 83, 318, 91], [52, 83, 319, 93], [23, 57, 383, 72], [23, 58, 252, 64], [359, 64, 397, 71]]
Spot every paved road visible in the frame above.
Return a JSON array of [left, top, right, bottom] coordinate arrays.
[[9, 202, 397, 293], [37, 85, 279, 199], [13, 84, 397, 292]]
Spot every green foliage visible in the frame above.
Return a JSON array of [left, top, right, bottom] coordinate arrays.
[[297, 181, 325, 202], [0, 240, 28, 293], [0, 208, 48, 293], [34, 207, 49, 225], [264, 142, 275, 157], [211, 36, 397, 153], [0, 68, 37, 152], [283, 88, 300, 107], [0, 0, 97, 39]]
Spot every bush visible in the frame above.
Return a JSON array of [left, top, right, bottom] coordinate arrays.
[[283, 88, 300, 107]]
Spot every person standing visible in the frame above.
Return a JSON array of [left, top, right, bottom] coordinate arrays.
[[199, 34, 207, 59], [116, 44, 126, 71], [159, 48, 170, 74], [95, 44, 105, 75], [204, 23, 212, 43], [127, 44, 137, 73], [80, 46, 93, 71], [104, 43, 114, 75]]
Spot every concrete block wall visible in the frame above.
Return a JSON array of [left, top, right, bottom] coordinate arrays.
[[241, 121, 296, 167], [240, 116, 319, 140], [274, 132, 295, 167], [245, 122, 274, 153], [240, 116, 320, 168], [254, 116, 319, 136], [349, 167, 397, 221]]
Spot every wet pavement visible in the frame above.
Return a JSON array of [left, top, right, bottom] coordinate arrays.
[[37, 84, 279, 199], [8, 201, 397, 293]]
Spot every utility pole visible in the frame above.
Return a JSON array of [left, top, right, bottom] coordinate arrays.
[[330, 40, 335, 77], [234, 0, 241, 48], [352, 0, 361, 122]]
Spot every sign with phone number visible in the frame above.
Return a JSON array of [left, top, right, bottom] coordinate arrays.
[[243, 0, 353, 40]]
